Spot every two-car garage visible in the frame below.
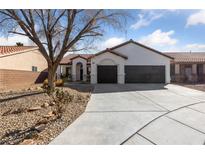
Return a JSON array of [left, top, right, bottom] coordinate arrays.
[[97, 65, 165, 83], [125, 65, 165, 83], [91, 40, 172, 84]]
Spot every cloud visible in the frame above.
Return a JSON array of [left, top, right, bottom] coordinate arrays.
[[186, 10, 205, 27], [100, 37, 126, 49], [163, 43, 205, 52], [131, 11, 163, 30], [139, 29, 178, 47], [0, 35, 31, 46], [185, 43, 205, 51]]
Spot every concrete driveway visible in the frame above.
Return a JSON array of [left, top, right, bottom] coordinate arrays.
[[50, 84, 205, 145]]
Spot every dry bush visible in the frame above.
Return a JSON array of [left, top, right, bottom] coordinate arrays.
[[42, 79, 64, 91], [51, 89, 74, 118]]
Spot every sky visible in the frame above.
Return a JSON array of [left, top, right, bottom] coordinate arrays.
[[1, 9, 205, 53]]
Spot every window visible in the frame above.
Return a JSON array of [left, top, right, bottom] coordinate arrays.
[[65, 67, 71, 77], [32, 66, 38, 72], [181, 64, 192, 75]]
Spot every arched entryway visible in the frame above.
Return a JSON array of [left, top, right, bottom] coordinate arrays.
[[76, 62, 83, 81]]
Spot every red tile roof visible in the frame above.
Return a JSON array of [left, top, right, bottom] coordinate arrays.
[[0, 46, 38, 56], [165, 52, 205, 63], [60, 54, 94, 64]]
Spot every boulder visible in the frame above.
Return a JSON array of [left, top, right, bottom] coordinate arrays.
[[36, 119, 49, 125], [36, 87, 43, 91], [35, 124, 46, 132], [20, 139, 35, 145], [27, 106, 41, 112], [43, 111, 55, 118], [49, 102, 55, 106], [2, 109, 12, 116], [41, 103, 49, 108]]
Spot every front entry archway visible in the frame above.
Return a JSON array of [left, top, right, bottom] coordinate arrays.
[[76, 62, 83, 81]]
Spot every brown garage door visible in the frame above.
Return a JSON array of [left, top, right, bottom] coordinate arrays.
[[125, 65, 165, 83], [97, 66, 117, 83]]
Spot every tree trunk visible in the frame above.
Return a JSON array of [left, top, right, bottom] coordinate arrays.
[[47, 65, 56, 94]]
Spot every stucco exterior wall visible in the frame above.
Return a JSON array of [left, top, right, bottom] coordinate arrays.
[[60, 65, 68, 76], [56, 65, 68, 79], [112, 43, 171, 83], [0, 49, 47, 72], [91, 52, 126, 84], [91, 43, 171, 84], [71, 57, 87, 81]]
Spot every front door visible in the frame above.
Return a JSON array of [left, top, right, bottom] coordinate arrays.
[[80, 68, 83, 80], [76, 62, 83, 81]]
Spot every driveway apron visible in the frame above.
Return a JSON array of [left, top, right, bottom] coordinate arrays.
[[50, 84, 205, 145]]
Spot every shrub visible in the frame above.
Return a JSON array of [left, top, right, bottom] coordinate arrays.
[[43, 79, 48, 85], [55, 79, 64, 87], [42, 79, 48, 89], [51, 88, 74, 118], [42, 79, 64, 89]]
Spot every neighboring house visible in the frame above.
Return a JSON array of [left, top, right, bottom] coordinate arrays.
[[166, 52, 205, 83], [0, 46, 47, 90], [59, 40, 172, 84]]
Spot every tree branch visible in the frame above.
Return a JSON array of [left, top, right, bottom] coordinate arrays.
[[8, 31, 28, 36]]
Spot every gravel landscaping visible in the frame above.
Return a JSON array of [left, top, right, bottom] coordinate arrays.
[[0, 84, 93, 145]]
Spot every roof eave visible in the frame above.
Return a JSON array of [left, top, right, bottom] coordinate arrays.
[[92, 49, 128, 59], [108, 39, 174, 60]]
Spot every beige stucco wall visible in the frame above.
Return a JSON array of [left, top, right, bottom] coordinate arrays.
[[0, 49, 47, 72], [72, 57, 87, 81], [60, 65, 68, 76], [91, 42, 171, 84], [113, 43, 171, 83]]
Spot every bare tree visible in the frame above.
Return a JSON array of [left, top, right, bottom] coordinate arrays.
[[0, 9, 129, 93]]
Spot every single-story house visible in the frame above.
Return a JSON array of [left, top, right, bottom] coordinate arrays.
[[58, 39, 173, 84], [166, 52, 205, 83], [0, 46, 47, 90]]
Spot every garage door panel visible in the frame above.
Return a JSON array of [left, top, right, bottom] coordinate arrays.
[[97, 66, 117, 83], [125, 65, 165, 83]]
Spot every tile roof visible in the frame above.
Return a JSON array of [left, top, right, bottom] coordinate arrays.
[[60, 52, 205, 65], [165, 52, 205, 63], [60, 54, 94, 64], [0, 46, 38, 56]]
